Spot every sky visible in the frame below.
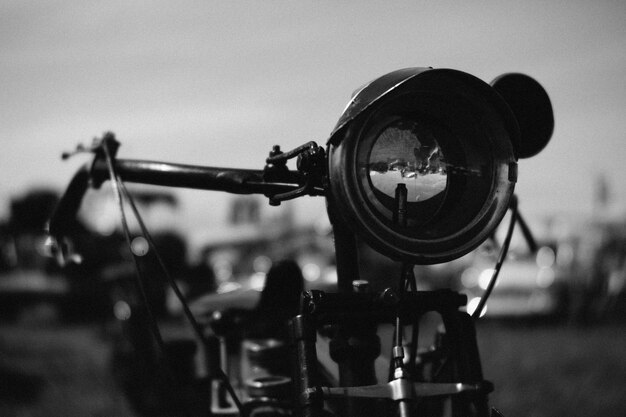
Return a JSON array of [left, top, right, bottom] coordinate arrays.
[[2, 0, 626, 237]]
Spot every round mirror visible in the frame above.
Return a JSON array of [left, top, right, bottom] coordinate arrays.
[[491, 73, 554, 158]]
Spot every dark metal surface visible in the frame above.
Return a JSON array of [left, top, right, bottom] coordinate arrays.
[[328, 67, 433, 144]]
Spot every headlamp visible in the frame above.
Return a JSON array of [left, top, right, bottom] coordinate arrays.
[[327, 67, 553, 265]]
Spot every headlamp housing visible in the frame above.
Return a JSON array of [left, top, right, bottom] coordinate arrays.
[[327, 67, 551, 265]]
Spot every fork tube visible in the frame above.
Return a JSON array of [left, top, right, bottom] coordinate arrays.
[[326, 201, 360, 293], [290, 315, 323, 417], [326, 200, 379, 417]]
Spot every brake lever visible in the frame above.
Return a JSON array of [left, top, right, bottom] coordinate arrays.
[[268, 182, 312, 206], [264, 142, 326, 205]]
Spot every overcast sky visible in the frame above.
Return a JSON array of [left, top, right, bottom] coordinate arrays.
[[2, 1, 625, 235]]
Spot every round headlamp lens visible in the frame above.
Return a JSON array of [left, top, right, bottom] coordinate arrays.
[[368, 119, 447, 203]]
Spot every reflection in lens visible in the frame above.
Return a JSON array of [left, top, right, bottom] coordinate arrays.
[[368, 120, 447, 202]]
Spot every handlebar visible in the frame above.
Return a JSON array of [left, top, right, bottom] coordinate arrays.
[[90, 158, 304, 194], [49, 153, 323, 243]]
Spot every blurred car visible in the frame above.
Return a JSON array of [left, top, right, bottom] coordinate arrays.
[[459, 240, 571, 319]]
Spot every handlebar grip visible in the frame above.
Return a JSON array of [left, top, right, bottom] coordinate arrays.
[[48, 163, 92, 239]]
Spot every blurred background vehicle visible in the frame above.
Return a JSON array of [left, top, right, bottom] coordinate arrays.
[[458, 239, 570, 319], [0, 189, 68, 321]]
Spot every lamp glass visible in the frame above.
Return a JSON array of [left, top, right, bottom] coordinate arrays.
[[367, 119, 447, 203]]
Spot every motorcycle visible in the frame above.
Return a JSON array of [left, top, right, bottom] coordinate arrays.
[[48, 67, 554, 417]]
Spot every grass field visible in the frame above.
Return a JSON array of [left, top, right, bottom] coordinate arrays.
[[0, 319, 136, 417], [478, 321, 626, 417], [0, 317, 624, 417]]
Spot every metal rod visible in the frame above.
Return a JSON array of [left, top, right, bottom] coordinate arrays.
[[91, 158, 313, 195]]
